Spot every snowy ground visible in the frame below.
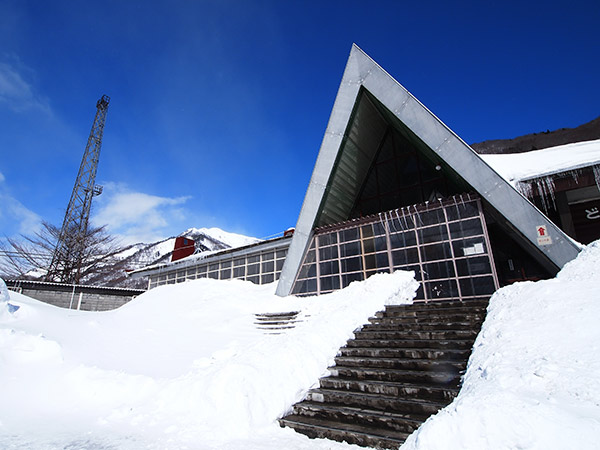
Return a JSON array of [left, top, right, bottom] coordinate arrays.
[[2, 241, 600, 449], [0, 271, 417, 449]]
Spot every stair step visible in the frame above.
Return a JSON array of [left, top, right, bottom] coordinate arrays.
[[339, 346, 470, 360], [383, 303, 488, 316], [279, 414, 408, 449], [333, 355, 465, 371], [318, 377, 458, 402], [291, 401, 428, 433], [329, 365, 462, 386], [306, 388, 447, 415], [346, 338, 476, 349], [353, 329, 478, 340], [360, 321, 481, 331], [390, 298, 489, 309], [372, 311, 485, 322]]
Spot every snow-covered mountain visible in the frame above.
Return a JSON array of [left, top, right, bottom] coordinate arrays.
[[87, 227, 260, 289]]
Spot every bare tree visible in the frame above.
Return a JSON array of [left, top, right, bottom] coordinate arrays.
[[0, 221, 126, 284]]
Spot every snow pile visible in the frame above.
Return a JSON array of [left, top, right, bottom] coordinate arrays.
[[0, 271, 417, 449], [0, 278, 19, 318], [401, 240, 600, 450], [3, 240, 600, 449], [481, 138, 600, 184]]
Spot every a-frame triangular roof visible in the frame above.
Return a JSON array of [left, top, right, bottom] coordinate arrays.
[[275, 44, 580, 296]]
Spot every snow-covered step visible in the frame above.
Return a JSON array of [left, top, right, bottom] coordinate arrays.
[[345, 337, 476, 349], [305, 389, 447, 416], [279, 414, 409, 449], [318, 377, 458, 403], [339, 346, 470, 361], [353, 328, 479, 340], [370, 311, 485, 323], [329, 365, 463, 386], [332, 355, 466, 372], [254, 311, 301, 334], [360, 320, 482, 331]]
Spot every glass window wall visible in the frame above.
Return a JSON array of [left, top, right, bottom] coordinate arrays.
[[291, 194, 499, 300]]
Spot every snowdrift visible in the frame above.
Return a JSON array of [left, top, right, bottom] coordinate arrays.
[[2, 241, 600, 449], [0, 271, 417, 449]]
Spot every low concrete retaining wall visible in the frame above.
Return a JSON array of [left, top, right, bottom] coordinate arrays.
[[5, 280, 146, 312]]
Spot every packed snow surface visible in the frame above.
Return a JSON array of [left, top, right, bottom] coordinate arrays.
[[481, 138, 600, 183], [0, 271, 418, 449], [2, 241, 600, 449]]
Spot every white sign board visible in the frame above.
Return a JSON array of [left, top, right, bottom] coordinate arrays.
[[536, 225, 552, 246]]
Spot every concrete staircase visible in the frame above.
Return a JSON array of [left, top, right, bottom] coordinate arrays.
[[254, 311, 303, 335], [279, 299, 488, 448]]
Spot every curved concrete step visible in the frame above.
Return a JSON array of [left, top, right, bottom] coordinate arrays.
[[372, 311, 485, 322], [291, 401, 427, 433], [353, 329, 479, 340], [360, 321, 482, 331], [306, 389, 447, 416], [279, 414, 408, 449], [333, 355, 466, 372], [339, 346, 470, 361], [329, 365, 462, 386], [345, 337, 476, 349], [318, 377, 459, 402]]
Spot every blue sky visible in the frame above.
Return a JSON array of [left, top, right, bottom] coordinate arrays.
[[1, 0, 599, 245]]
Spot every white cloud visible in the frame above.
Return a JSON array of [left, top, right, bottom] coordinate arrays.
[[0, 61, 50, 113], [92, 183, 192, 245], [0, 173, 42, 237]]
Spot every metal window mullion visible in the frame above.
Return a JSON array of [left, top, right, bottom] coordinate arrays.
[[315, 236, 321, 295], [477, 198, 501, 291], [334, 231, 342, 289], [383, 212, 394, 274], [412, 206, 428, 302], [441, 202, 463, 301], [359, 226, 368, 281]]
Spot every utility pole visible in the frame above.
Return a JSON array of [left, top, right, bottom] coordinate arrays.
[[45, 95, 110, 284]]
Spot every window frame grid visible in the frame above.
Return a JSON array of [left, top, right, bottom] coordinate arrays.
[[292, 195, 499, 299]]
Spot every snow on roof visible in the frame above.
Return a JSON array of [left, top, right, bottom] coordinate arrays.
[[481, 139, 600, 184]]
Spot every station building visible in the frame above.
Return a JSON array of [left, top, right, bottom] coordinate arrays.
[[133, 45, 598, 301]]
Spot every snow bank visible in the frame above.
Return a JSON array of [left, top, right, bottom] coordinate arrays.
[[401, 240, 600, 450], [4, 240, 599, 450], [0, 271, 417, 449], [481, 138, 600, 184]]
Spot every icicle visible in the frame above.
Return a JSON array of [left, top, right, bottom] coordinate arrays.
[[388, 210, 396, 233], [528, 175, 556, 214], [414, 205, 424, 227], [593, 165, 600, 191], [397, 209, 404, 230], [516, 181, 533, 200], [402, 207, 410, 229]]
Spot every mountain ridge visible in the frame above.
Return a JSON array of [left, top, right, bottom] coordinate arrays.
[[85, 227, 260, 289], [471, 116, 600, 154]]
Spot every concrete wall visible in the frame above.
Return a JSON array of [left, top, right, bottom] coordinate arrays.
[[6, 280, 145, 312]]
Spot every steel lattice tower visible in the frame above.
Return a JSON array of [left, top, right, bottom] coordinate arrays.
[[46, 95, 110, 284]]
